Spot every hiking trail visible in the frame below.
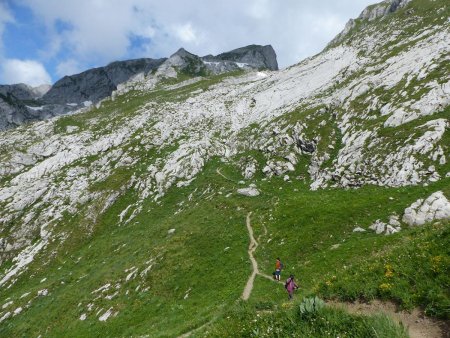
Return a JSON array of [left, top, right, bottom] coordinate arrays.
[[242, 212, 281, 301], [216, 168, 236, 183], [242, 213, 448, 337], [329, 300, 449, 338]]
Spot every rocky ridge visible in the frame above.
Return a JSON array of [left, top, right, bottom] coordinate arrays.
[[0, 45, 278, 131]]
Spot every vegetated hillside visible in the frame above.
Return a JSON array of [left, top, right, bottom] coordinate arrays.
[[0, 0, 449, 337]]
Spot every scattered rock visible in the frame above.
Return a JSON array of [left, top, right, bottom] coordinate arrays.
[[98, 307, 113, 321], [353, 227, 366, 233], [369, 220, 387, 234], [167, 229, 176, 235], [237, 187, 260, 197], [37, 289, 48, 296], [385, 225, 401, 235], [402, 191, 450, 226], [388, 214, 401, 227], [0, 312, 11, 323]]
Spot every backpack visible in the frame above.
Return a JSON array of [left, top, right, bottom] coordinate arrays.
[[285, 278, 291, 289]]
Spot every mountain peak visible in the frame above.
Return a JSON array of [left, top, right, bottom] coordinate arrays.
[[206, 44, 278, 71], [170, 47, 197, 59], [329, 0, 413, 46]]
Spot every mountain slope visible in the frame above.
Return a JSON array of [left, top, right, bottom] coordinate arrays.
[[0, 45, 278, 131], [0, 0, 449, 336]]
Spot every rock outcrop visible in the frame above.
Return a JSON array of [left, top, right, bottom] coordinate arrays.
[[43, 58, 166, 105], [403, 191, 450, 226], [202, 45, 278, 71], [330, 0, 413, 46]]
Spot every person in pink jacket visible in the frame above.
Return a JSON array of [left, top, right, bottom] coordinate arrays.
[[285, 274, 299, 300]]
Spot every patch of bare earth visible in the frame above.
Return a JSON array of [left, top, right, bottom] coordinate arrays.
[[329, 300, 449, 338]]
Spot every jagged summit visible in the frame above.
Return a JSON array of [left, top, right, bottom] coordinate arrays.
[[43, 58, 166, 105], [204, 44, 279, 71], [170, 47, 197, 59], [329, 0, 413, 46]]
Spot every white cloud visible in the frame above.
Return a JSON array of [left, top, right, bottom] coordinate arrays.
[[174, 23, 198, 44], [1, 59, 52, 86], [56, 59, 82, 77], [14, 0, 376, 72]]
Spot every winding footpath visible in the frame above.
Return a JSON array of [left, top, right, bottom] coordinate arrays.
[[180, 210, 447, 337], [242, 212, 281, 301], [240, 212, 448, 338], [241, 212, 258, 300]]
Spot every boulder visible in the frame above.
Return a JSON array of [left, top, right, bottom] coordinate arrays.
[[369, 220, 387, 234], [402, 191, 450, 226], [237, 187, 260, 197]]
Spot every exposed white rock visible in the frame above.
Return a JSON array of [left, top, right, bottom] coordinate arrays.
[[369, 220, 387, 234], [388, 214, 401, 227], [167, 229, 176, 235], [37, 289, 48, 296], [385, 225, 401, 235], [98, 307, 113, 321], [237, 187, 260, 197], [353, 227, 366, 232], [20, 292, 30, 299], [0, 312, 11, 323], [402, 191, 450, 226], [80, 313, 87, 321]]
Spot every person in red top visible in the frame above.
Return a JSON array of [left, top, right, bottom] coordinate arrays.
[[274, 257, 283, 281], [285, 274, 299, 300]]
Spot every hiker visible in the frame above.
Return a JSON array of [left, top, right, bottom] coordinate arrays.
[[274, 257, 283, 281], [285, 274, 299, 300]]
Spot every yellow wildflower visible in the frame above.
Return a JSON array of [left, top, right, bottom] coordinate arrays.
[[379, 283, 392, 291]]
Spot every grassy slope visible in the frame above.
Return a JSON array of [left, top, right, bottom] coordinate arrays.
[[1, 151, 448, 336]]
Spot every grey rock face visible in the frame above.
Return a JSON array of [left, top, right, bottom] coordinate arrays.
[[0, 83, 50, 101], [0, 58, 166, 131], [203, 45, 278, 71], [43, 58, 165, 105], [0, 98, 68, 131], [0, 84, 57, 130], [330, 0, 412, 45]]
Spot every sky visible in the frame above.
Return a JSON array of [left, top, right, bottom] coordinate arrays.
[[0, 0, 376, 86]]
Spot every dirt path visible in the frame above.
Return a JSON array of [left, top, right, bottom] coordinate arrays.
[[182, 210, 448, 337], [242, 212, 259, 300], [330, 300, 449, 338], [242, 213, 283, 300], [242, 212, 448, 337], [216, 168, 236, 183], [178, 320, 213, 338]]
